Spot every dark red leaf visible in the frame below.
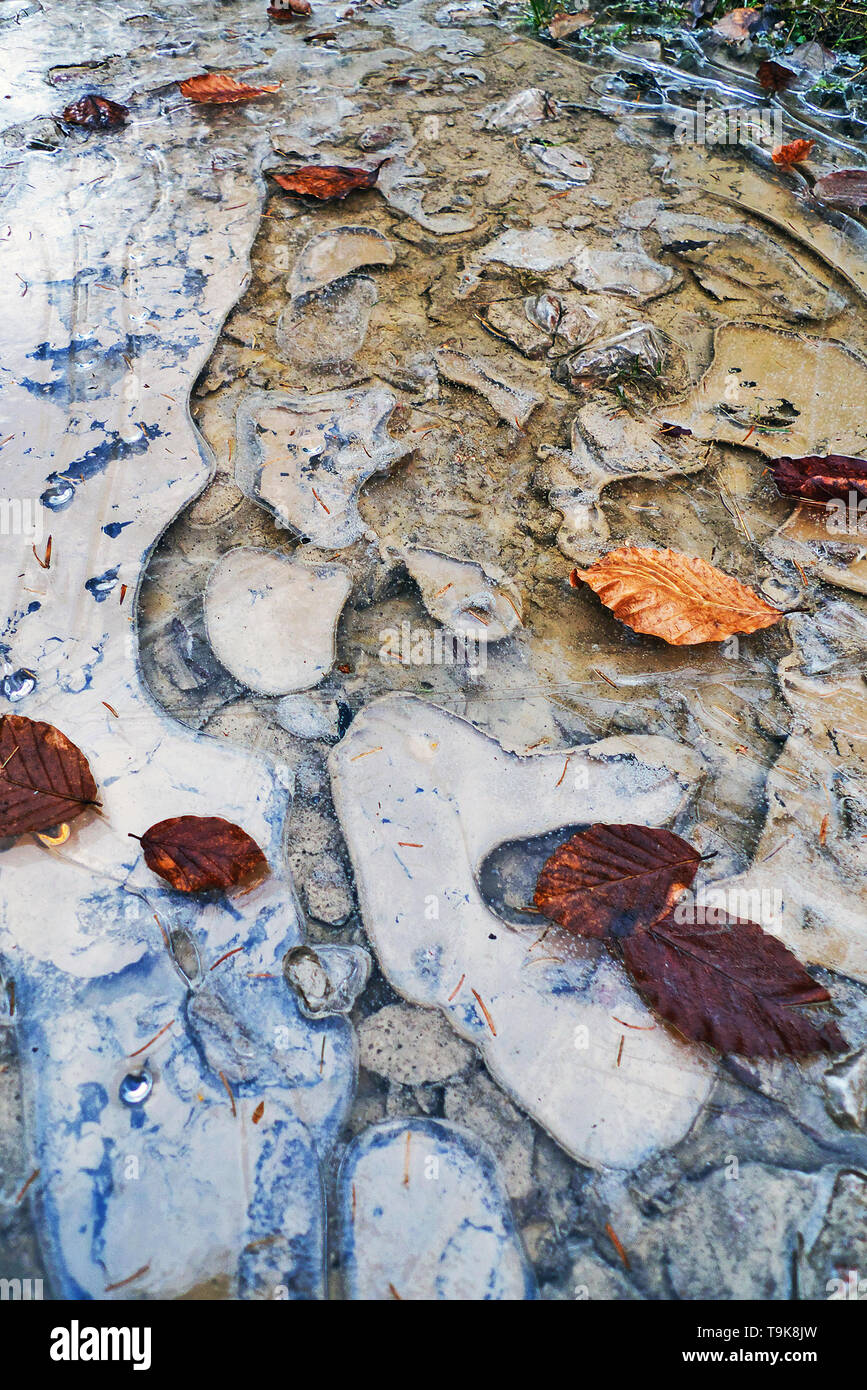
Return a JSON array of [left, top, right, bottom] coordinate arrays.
[[622, 914, 847, 1057], [533, 824, 701, 940], [271, 161, 384, 201], [812, 169, 867, 210], [135, 815, 268, 893], [61, 95, 129, 130], [770, 454, 867, 503], [657, 422, 693, 438], [757, 59, 795, 93], [0, 714, 99, 835]]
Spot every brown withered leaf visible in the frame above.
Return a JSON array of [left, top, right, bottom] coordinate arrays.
[[534, 824, 701, 940], [657, 421, 693, 438], [62, 94, 129, 129], [812, 169, 867, 210], [179, 73, 281, 104], [771, 138, 815, 168], [0, 714, 98, 836], [757, 59, 795, 93], [570, 546, 782, 645], [532, 822, 846, 1058], [548, 11, 594, 39], [622, 914, 847, 1057], [771, 454, 867, 504], [268, 0, 312, 18], [271, 161, 384, 201], [134, 815, 268, 893], [712, 6, 760, 41]]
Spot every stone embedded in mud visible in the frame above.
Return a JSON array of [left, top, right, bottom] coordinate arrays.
[[435, 347, 542, 426], [569, 244, 682, 300], [537, 400, 703, 560], [553, 322, 665, 392], [284, 944, 371, 1018], [522, 140, 593, 184], [329, 694, 712, 1169], [235, 386, 413, 547], [654, 210, 846, 322], [401, 544, 523, 641], [287, 226, 396, 299], [204, 547, 351, 696], [338, 1118, 535, 1299], [443, 1068, 536, 1200], [482, 87, 556, 131], [662, 322, 867, 458], [302, 856, 356, 926], [358, 1002, 475, 1084], [277, 274, 377, 365]]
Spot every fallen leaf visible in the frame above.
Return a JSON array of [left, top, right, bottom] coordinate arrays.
[[547, 10, 594, 39], [61, 94, 129, 129], [0, 714, 98, 836], [812, 169, 867, 210], [268, 0, 312, 18], [622, 914, 846, 1057], [534, 824, 701, 940], [770, 454, 867, 503], [570, 547, 782, 645], [179, 73, 281, 104], [657, 421, 693, 438], [533, 823, 846, 1058], [712, 6, 760, 41], [771, 138, 815, 167], [757, 59, 796, 93], [252, 1100, 265, 1124], [133, 815, 268, 892], [271, 161, 384, 200]]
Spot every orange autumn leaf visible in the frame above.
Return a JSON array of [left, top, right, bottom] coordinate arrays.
[[772, 138, 815, 168], [570, 547, 782, 645], [271, 162, 384, 200], [179, 73, 281, 104]]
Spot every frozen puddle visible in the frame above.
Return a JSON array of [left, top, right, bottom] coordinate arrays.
[[204, 548, 351, 695], [330, 695, 713, 1169], [339, 1118, 534, 1300], [235, 386, 412, 547]]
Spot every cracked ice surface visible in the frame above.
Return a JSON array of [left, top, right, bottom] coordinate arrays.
[[330, 694, 713, 1169]]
